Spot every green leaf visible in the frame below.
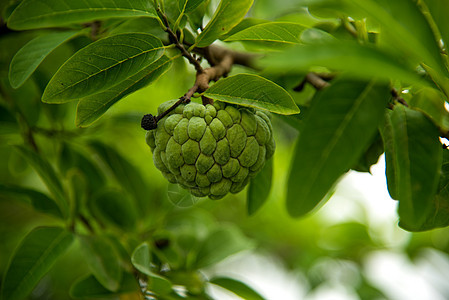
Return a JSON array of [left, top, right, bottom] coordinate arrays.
[[194, 225, 253, 268], [195, 0, 254, 47], [210, 277, 265, 300], [385, 105, 443, 230], [261, 41, 427, 87], [220, 18, 269, 40], [9, 30, 81, 89], [179, 0, 206, 13], [424, 0, 449, 52], [351, 132, 384, 173], [287, 80, 390, 217], [1, 227, 74, 300], [167, 183, 200, 208], [15, 145, 68, 218], [247, 157, 272, 215], [0, 184, 62, 218], [78, 235, 122, 292], [42, 33, 164, 103], [408, 87, 449, 132], [76, 55, 172, 127], [204, 74, 299, 115], [7, 0, 157, 30], [225, 22, 305, 45], [70, 272, 139, 299]]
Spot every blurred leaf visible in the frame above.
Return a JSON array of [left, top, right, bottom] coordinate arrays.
[[7, 0, 157, 30], [195, 0, 254, 47], [9, 30, 81, 88], [76, 55, 172, 127], [152, 233, 183, 269], [225, 22, 305, 45], [210, 277, 265, 300], [351, 131, 384, 173], [385, 106, 443, 230], [42, 33, 164, 103], [300, 27, 336, 44], [167, 183, 200, 208], [78, 235, 122, 292], [194, 225, 253, 268], [408, 87, 449, 132], [247, 157, 273, 215], [0, 227, 74, 300], [424, 0, 449, 52], [15, 145, 69, 218], [186, 0, 210, 30], [70, 272, 139, 299], [0, 183, 62, 218], [204, 74, 300, 115], [287, 80, 390, 217], [179, 0, 206, 13]]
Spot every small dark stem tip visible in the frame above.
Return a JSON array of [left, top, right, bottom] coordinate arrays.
[[141, 114, 158, 130]]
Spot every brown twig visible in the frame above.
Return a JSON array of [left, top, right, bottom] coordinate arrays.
[[391, 88, 409, 107], [294, 72, 334, 92]]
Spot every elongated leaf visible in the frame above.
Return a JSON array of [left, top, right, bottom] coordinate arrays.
[[195, 0, 254, 47], [78, 235, 122, 292], [408, 87, 449, 132], [225, 22, 305, 45], [424, 0, 449, 53], [70, 273, 139, 299], [76, 55, 172, 127], [15, 145, 68, 217], [247, 158, 272, 215], [179, 0, 206, 13], [287, 80, 390, 217], [0, 184, 62, 218], [1, 227, 74, 300], [204, 74, 299, 115], [386, 106, 443, 230], [9, 30, 81, 88], [219, 18, 269, 41], [379, 110, 398, 200], [262, 41, 427, 87], [42, 33, 164, 103], [210, 277, 265, 300], [8, 0, 157, 30]]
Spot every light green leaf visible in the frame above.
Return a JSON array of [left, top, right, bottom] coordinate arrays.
[[424, 0, 449, 52], [167, 183, 200, 207], [179, 0, 206, 13], [225, 22, 305, 45], [15, 145, 68, 218], [195, 0, 254, 47], [220, 18, 269, 40], [204, 74, 299, 115], [7, 0, 157, 30], [408, 87, 449, 132], [210, 277, 265, 300], [9, 30, 81, 89], [76, 55, 172, 127], [42, 33, 164, 103], [1, 227, 74, 300], [287, 80, 390, 217], [78, 235, 122, 292], [70, 273, 139, 299], [247, 158, 272, 215]]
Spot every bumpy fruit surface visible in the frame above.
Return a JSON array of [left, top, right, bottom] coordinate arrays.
[[146, 100, 275, 199]]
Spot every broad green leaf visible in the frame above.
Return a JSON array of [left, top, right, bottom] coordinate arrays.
[[76, 55, 172, 127], [1, 227, 74, 300], [210, 277, 265, 300], [386, 105, 443, 230], [287, 80, 390, 217], [7, 0, 157, 30], [0, 184, 62, 218], [9, 30, 80, 89], [261, 41, 427, 87], [42, 33, 164, 103], [70, 272, 139, 299], [179, 0, 206, 13], [247, 158, 272, 215], [408, 87, 449, 132], [351, 132, 384, 173], [195, 0, 254, 47], [379, 110, 398, 200], [194, 225, 253, 268], [225, 22, 305, 45], [204, 74, 299, 115], [15, 145, 68, 218], [167, 183, 200, 208], [78, 235, 122, 292], [89, 188, 138, 231], [220, 18, 269, 40], [424, 0, 449, 53]]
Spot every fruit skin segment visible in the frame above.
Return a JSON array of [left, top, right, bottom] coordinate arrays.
[[146, 100, 275, 199]]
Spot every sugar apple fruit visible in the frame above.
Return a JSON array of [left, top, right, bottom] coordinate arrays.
[[145, 100, 275, 199]]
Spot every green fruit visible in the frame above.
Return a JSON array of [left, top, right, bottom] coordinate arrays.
[[146, 100, 275, 199]]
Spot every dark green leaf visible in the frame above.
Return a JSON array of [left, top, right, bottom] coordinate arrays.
[[76, 55, 172, 127], [379, 110, 398, 200], [351, 132, 384, 173], [210, 277, 265, 300], [70, 272, 139, 299], [247, 158, 272, 215], [15, 145, 68, 218], [408, 87, 449, 132], [78, 235, 122, 292], [179, 0, 206, 13], [42, 33, 164, 103], [195, 0, 254, 47], [195, 225, 253, 268], [424, 0, 449, 53], [287, 80, 390, 217], [225, 22, 305, 45], [8, 0, 157, 30], [204, 74, 299, 115], [0, 227, 73, 300]]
